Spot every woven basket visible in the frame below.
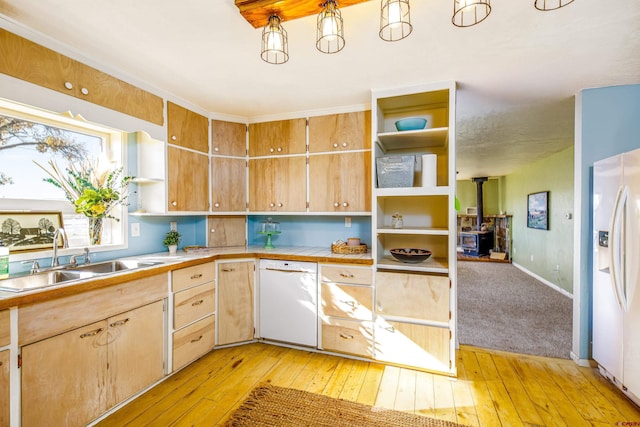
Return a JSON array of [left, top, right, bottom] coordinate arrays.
[[331, 242, 367, 254]]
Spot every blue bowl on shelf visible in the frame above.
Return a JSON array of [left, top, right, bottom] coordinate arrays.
[[395, 118, 427, 131]]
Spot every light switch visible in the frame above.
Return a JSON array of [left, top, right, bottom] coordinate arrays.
[[131, 222, 140, 237], [345, 217, 351, 228]]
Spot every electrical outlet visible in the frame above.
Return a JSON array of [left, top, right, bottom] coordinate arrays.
[[170, 221, 177, 231], [131, 222, 140, 237], [530, 254, 534, 262], [345, 217, 351, 228]]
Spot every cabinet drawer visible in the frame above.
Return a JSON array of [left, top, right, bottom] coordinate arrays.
[[173, 314, 215, 371], [321, 265, 372, 285], [172, 262, 215, 292], [374, 318, 450, 372], [321, 283, 372, 320], [0, 310, 9, 347], [375, 272, 449, 322], [174, 282, 216, 330], [322, 318, 373, 358]]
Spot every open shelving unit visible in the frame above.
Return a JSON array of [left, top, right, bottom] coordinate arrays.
[[371, 81, 457, 375]]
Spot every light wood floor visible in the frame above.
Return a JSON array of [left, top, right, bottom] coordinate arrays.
[[97, 343, 640, 426]]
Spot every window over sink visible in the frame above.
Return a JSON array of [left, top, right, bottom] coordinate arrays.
[[0, 97, 129, 254]]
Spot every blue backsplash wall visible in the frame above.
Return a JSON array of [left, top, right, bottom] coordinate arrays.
[[248, 215, 371, 249]]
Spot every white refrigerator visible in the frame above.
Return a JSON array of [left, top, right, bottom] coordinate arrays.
[[593, 147, 640, 406]]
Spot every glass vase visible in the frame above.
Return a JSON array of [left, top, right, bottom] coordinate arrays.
[[89, 217, 103, 246]]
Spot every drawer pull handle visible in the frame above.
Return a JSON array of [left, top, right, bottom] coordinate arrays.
[[192, 299, 204, 306], [191, 273, 203, 279], [109, 318, 130, 328], [339, 273, 355, 278], [80, 327, 103, 339], [383, 325, 395, 333], [339, 333, 354, 340], [221, 268, 235, 272], [191, 335, 203, 343], [340, 300, 357, 308]]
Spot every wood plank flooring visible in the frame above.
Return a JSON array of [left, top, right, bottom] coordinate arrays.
[[96, 343, 640, 426]]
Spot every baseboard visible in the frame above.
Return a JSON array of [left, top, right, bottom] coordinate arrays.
[[512, 262, 573, 299], [570, 351, 593, 367]]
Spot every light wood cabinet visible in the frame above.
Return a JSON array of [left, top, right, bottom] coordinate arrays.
[[375, 271, 449, 323], [308, 111, 371, 152], [248, 118, 306, 156], [0, 349, 8, 427], [0, 29, 164, 125], [171, 262, 216, 371], [211, 157, 246, 212], [319, 264, 373, 358], [207, 216, 246, 247], [248, 157, 306, 212], [308, 152, 371, 212], [21, 300, 164, 427], [167, 146, 209, 212], [212, 119, 246, 156], [167, 101, 209, 153], [217, 261, 255, 345], [0, 309, 8, 346]]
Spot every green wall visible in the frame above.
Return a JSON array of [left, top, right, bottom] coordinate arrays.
[[456, 178, 502, 215], [503, 146, 574, 293]]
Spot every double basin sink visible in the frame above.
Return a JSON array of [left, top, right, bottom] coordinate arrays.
[[0, 259, 164, 293]]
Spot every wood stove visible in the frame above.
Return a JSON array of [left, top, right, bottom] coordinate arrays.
[[460, 230, 493, 257]]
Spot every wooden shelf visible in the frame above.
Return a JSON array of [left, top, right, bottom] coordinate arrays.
[[131, 178, 163, 184], [376, 127, 448, 152], [375, 186, 449, 197], [377, 255, 448, 274], [376, 227, 448, 236]]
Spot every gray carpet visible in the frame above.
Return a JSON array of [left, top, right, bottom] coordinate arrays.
[[457, 261, 573, 359]]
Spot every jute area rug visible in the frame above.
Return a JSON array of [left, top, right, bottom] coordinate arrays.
[[225, 384, 468, 427]]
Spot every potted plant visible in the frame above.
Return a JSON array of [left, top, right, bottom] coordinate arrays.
[[163, 230, 181, 255]]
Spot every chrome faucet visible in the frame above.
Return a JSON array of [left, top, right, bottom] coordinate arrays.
[[51, 227, 69, 267]]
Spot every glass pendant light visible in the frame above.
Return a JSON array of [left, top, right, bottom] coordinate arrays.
[[316, 0, 345, 53], [534, 0, 575, 11], [452, 0, 491, 27], [261, 15, 289, 64], [380, 0, 412, 41]]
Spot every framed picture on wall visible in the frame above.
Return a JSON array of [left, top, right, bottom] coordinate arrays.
[[527, 191, 549, 230], [0, 211, 63, 252]]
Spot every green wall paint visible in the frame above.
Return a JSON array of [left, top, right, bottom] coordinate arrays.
[[456, 178, 502, 215], [503, 146, 574, 293]]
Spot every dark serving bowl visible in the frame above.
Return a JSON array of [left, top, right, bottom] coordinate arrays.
[[390, 248, 432, 263]]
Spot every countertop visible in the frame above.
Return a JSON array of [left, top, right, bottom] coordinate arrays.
[[0, 245, 372, 309]]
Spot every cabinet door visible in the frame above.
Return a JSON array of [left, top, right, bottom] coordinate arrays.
[[248, 118, 306, 156], [212, 119, 246, 156], [217, 261, 255, 345], [208, 216, 246, 247], [0, 349, 8, 427], [374, 318, 450, 372], [167, 146, 209, 212], [107, 300, 165, 407], [248, 157, 306, 212], [75, 63, 164, 126], [22, 320, 108, 427], [0, 28, 75, 96], [0, 309, 8, 347], [308, 111, 371, 152], [308, 152, 371, 212], [167, 101, 209, 153], [211, 157, 246, 212], [375, 272, 449, 323]]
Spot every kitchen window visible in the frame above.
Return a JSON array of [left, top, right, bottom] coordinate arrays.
[[0, 98, 128, 253]]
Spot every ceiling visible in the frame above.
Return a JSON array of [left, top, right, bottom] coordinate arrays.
[[0, 0, 639, 179]]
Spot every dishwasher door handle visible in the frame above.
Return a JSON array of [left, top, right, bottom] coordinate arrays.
[[264, 267, 310, 274]]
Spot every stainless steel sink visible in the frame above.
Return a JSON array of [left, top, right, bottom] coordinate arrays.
[[0, 270, 96, 293], [69, 259, 163, 274]]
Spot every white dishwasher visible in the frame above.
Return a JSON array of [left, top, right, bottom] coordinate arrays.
[[259, 259, 318, 347]]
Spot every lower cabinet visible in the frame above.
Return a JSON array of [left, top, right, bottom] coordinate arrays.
[[319, 265, 373, 358], [0, 349, 8, 427], [21, 300, 165, 427], [217, 261, 255, 345]]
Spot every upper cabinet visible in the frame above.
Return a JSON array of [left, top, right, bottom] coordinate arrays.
[[167, 102, 209, 153], [248, 118, 306, 156], [211, 119, 246, 156], [167, 146, 209, 212], [0, 29, 164, 125], [248, 157, 306, 212], [308, 111, 371, 152]]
